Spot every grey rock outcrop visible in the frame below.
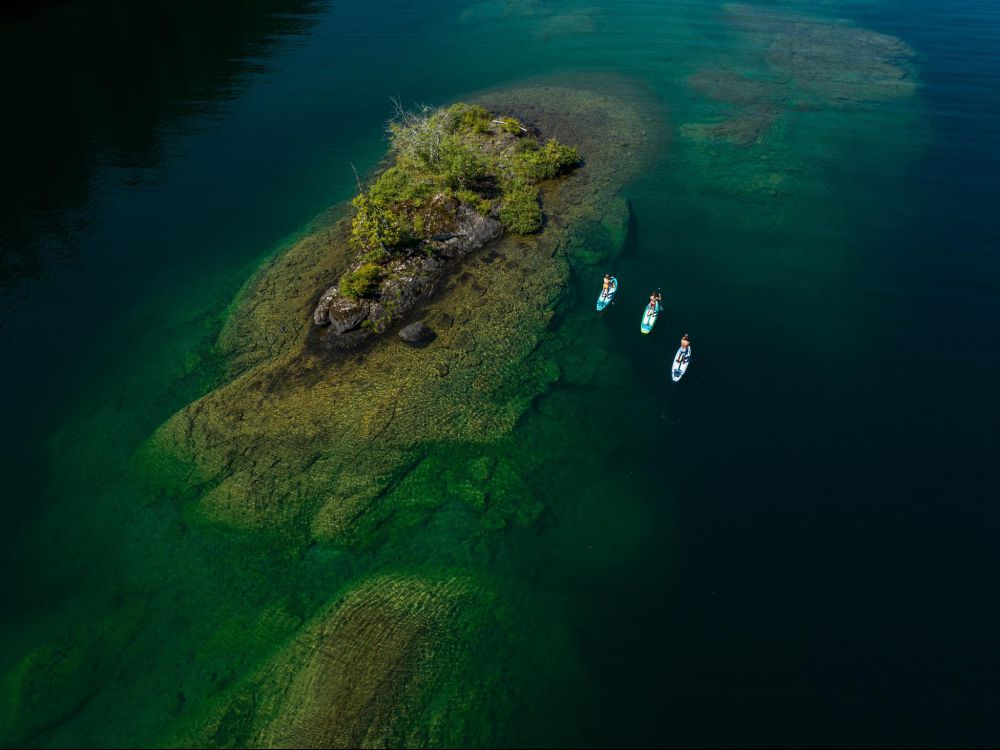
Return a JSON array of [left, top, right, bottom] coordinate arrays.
[[312, 197, 501, 351], [328, 296, 369, 333], [399, 322, 435, 345], [313, 286, 339, 326]]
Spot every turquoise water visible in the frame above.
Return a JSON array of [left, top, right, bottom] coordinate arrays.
[[1, 0, 998, 745]]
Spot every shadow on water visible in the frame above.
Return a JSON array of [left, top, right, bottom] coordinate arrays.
[[619, 197, 642, 260], [0, 0, 326, 287]]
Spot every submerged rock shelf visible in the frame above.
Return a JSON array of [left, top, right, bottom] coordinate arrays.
[[149, 78, 654, 538], [146, 76, 661, 747], [682, 5, 916, 150]]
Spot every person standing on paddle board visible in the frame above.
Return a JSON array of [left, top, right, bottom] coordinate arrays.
[[603, 274, 612, 294], [676, 334, 691, 363], [648, 292, 661, 311]]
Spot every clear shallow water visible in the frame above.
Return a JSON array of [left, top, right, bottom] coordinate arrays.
[[1, 0, 998, 746]]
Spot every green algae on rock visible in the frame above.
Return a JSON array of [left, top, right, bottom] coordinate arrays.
[[136, 76, 659, 747], [169, 571, 585, 748]]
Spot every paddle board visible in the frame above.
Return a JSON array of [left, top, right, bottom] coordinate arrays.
[[671, 345, 691, 382], [597, 277, 617, 311], [640, 301, 660, 334]]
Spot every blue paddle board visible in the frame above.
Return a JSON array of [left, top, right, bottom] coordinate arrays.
[[597, 277, 618, 311]]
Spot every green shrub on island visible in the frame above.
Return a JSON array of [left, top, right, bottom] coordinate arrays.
[[348, 102, 578, 258], [514, 139, 580, 182], [367, 166, 434, 207], [386, 102, 449, 171], [349, 192, 408, 256], [437, 136, 488, 189], [449, 103, 492, 134], [339, 262, 383, 299], [452, 188, 492, 216], [497, 116, 524, 134], [499, 181, 543, 234]]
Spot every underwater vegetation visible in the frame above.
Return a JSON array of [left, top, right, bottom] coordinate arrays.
[[682, 4, 916, 148], [156, 77, 656, 747], [674, 2, 924, 246], [0, 75, 661, 747], [0, 4, 930, 745]]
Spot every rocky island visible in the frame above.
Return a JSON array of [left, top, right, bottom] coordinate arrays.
[[312, 102, 580, 350], [145, 78, 658, 747]]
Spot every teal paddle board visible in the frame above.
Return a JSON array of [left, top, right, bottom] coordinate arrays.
[[597, 277, 618, 311], [640, 301, 660, 334]]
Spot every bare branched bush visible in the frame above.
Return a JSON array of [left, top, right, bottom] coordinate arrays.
[[386, 97, 447, 169]]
